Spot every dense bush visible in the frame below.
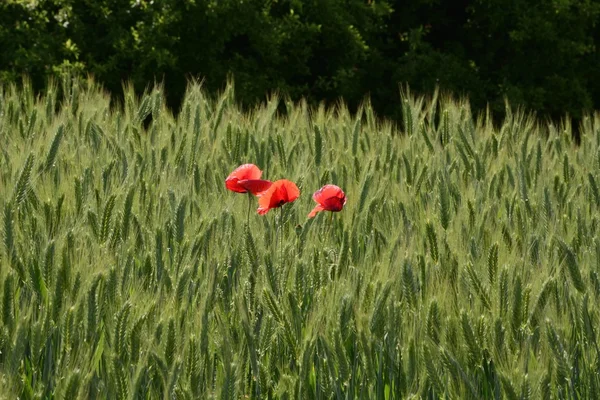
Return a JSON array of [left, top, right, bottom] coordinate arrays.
[[1, 0, 599, 122]]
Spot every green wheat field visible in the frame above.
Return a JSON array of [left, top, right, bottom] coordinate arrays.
[[1, 77, 600, 399]]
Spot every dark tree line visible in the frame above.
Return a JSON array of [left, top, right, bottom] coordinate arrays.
[[1, 0, 599, 124]]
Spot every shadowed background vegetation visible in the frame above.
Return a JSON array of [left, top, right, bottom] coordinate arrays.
[[1, 77, 600, 398], [1, 0, 599, 125]]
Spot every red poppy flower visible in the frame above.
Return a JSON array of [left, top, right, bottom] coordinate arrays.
[[308, 184, 346, 218], [239, 179, 273, 195], [257, 179, 300, 215], [225, 164, 271, 195]]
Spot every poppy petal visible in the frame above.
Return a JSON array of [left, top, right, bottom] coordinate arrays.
[[313, 184, 344, 204], [257, 185, 277, 214], [308, 204, 325, 218], [256, 179, 300, 215], [239, 179, 272, 195], [229, 164, 262, 180], [225, 177, 246, 193], [282, 180, 300, 202], [257, 206, 270, 215], [323, 196, 345, 211], [312, 184, 346, 212], [257, 187, 278, 214], [225, 164, 263, 193]]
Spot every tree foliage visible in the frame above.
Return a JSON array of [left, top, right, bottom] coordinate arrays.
[[1, 0, 599, 121]]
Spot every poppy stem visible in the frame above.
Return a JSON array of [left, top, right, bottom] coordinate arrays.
[[247, 192, 252, 226], [329, 212, 333, 235], [279, 207, 284, 267]]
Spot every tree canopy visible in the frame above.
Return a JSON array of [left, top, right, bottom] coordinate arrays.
[[1, 0, 599, 122]]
